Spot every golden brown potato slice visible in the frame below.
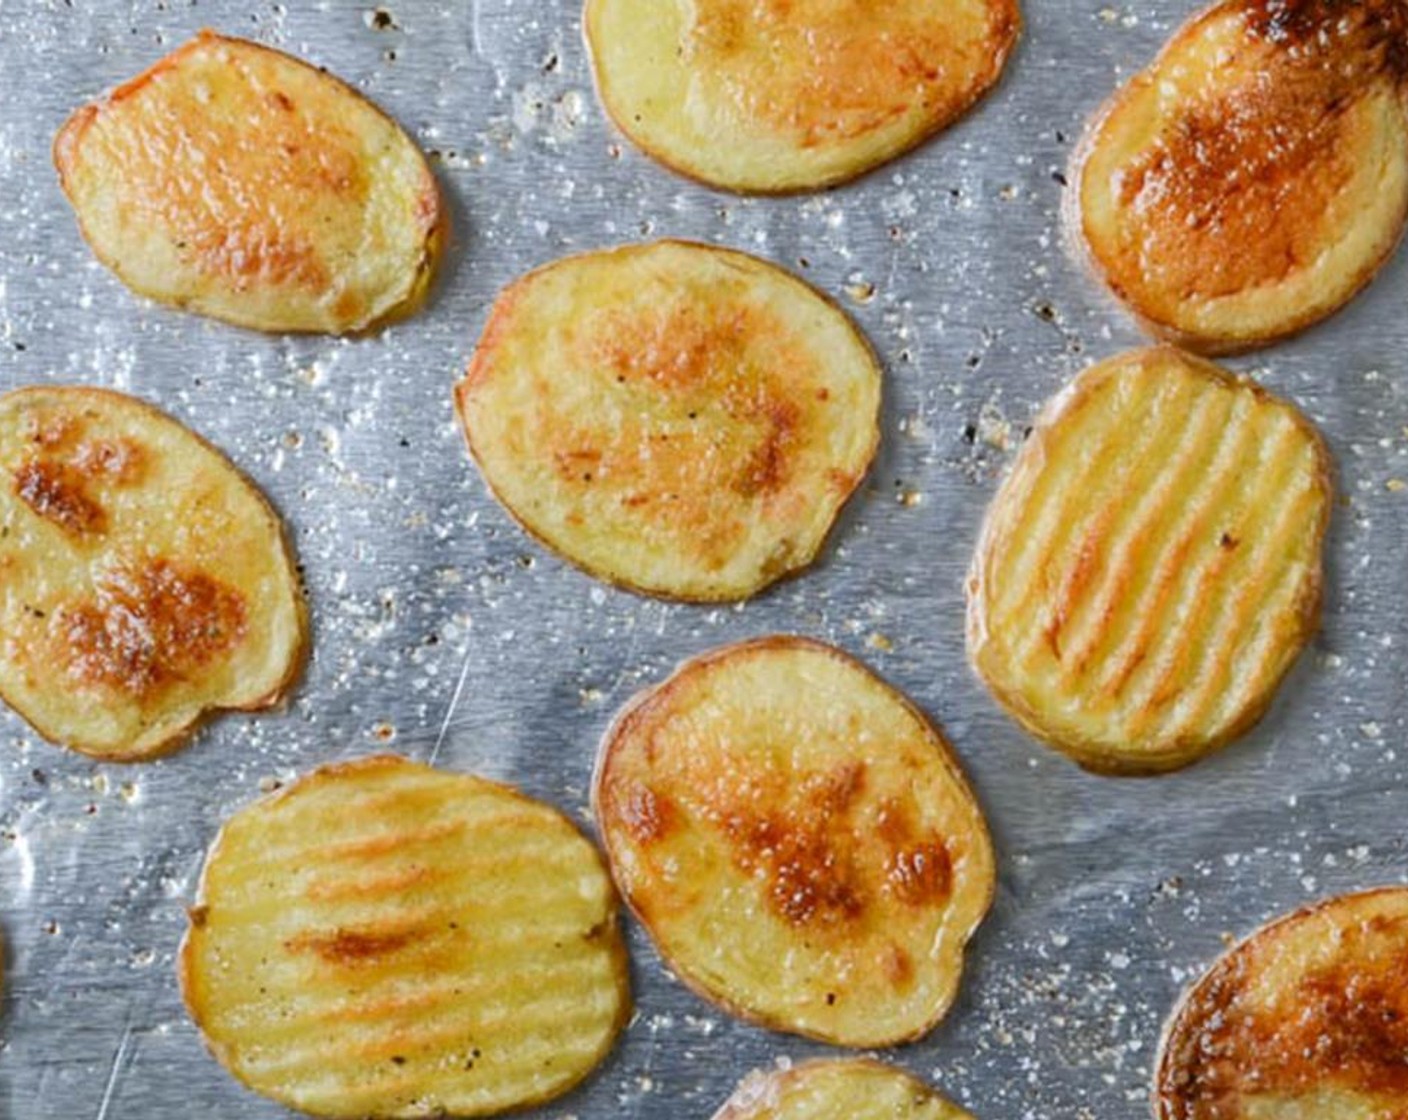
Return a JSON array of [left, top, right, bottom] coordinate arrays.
[[713, 1059, 975, 1120], [594, 636, 994, 1047], [455, 241, 881, 602], [0, 386, 306, 761], [967, 347, 1331, 774], [180, 755, 631, 1119], [1072, 0, 1408, 354], [585, 0, 1021, 193], [54, 30, 444, 334], [1156, 887, 1408, 1120]]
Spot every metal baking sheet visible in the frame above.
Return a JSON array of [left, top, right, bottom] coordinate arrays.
[[1, 1, 1406, 1117]]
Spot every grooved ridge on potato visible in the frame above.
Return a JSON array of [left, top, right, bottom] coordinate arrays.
[[1156, 887, 1408, 1119], [595, 636, 995, 1047], [586, 0, 1021, 193], [1072, 0, 1408, 353], [180, 755, 631, 1119], [455, 240, 881, 603], [967, 347, 1331, 774], [0, 386, 306, 760], [55, 30, 444, 334]]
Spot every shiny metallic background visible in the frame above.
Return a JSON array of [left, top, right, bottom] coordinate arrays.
[[1, 2, 1405, 1117]]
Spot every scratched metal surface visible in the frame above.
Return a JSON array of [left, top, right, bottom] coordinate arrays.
[[0, 1, 1406, 1117]]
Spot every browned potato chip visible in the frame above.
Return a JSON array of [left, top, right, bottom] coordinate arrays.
[[1071, 0, 1408, 354], [180, 755, 631, 1119], [0, 386, 306, 761], [714, 1059, 975, 1120], [595, 636, 994, 1047], [55, 31, 444, 334], [455, 240, 881, 603], [585, 0, 1021, 193], [967, 347, 1331, 774], [1156, 887, 1408, 1119]]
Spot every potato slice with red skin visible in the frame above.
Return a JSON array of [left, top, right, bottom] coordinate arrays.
[[1156, 887, 1408, 1119], [1071, 0, 1408, 354], [594, 636, 995, 1047], [585, 0, 1021, 193], [713, 1059, 976, 1120], [180, 755, 631, 1119], [0, 386, 306, 760], [455, 241, 881, 603], [55, 30, 444, 334]]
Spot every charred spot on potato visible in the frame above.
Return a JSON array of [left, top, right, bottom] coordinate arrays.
[[1159, 893, 1408, 1118], [55, 559, 248, 698], [14, 459, 107, 536]]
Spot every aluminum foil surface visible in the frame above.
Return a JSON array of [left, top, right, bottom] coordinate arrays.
[[1, 2, 1406, 1117]]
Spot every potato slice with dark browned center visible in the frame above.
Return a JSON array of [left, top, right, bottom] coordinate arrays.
[[455, 241, 881, 602], [1157, 887, 1408, 1119], [585, 0, 1020, 193], [55, 30, 444, 334], [0, 386, 305, 760], [714, 1059, 975, 1120], [594, 636, 994, 1047], [180, 755, 631, 1119], [1072, 0, 1408, 354], [967, 347, 1331, 774]]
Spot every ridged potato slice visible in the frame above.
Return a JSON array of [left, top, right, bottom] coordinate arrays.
[[1156, 887, 1408, 1120], [455, 241, 881, 602], [585, 0, 1021, 193], [54, 30, 444, 334], [714, 1059, 975, 1120], [1072, 0, 1408, 354], [0, 386, 305, 761], [594, 636, 995, 1047], [180, 755, 631, 1119], [967, 347, 1331, 775]]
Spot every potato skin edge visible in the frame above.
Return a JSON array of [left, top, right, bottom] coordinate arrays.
[[591, 634, 996, 1047], [964, 346, 1333, 776]]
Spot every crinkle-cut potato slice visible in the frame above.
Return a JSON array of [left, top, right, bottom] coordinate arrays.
[[594, 636, 995, 1047], [585, 0, 1020, 193], [180, 755, 631, 1120], [714, 1059, 975, 1120], [54, 30, 444, 334], [1156, 887, 1408, 1120], [1072, 0, 1408, 355], [0, 386, 306, 761], [967, 347, 1331, 775], [455, 241, 881, 603]]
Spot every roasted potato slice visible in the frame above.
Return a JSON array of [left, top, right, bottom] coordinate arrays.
[[1156, 887, 1408, 1119], [0, 386, 306, 761], [967, 347, 1330, 774], [455, 241, 881, 602], [1071, 0, 1408, 354], [180, 755, 631, 1119], [713, 1059, 975, 1120], [585, 0, 1020, 193], [55, 30, 444, 334], [594, 636, 994, 1047]]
